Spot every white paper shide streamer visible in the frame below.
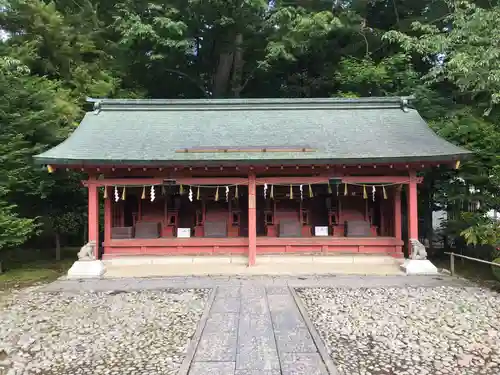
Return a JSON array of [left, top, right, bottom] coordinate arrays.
[[225, 186, 229, 202], [264, 183, 268, 199], [189, 186, 193, 202], [372, 186, 376, 201], [299, 184, 303, 200], [114, 186, 119, 202], [150, 185, 155, 202]]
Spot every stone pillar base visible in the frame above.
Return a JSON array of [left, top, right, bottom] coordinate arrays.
[[400, 259, 438, 275], [67, 260, 106, 279]]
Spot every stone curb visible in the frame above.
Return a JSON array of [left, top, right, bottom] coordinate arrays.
[[289, 286, 340, 375], [178, 287, 217, 375]]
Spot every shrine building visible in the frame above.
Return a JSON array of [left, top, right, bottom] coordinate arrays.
[[35, 97, 470, 266]]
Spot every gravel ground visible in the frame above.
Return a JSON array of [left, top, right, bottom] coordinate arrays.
[[297, 286, 500, 375], [0, 287, 209, 375]]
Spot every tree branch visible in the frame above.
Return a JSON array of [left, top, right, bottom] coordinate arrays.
[[164, 68, 209, 97], [391, 0, 401, 29]]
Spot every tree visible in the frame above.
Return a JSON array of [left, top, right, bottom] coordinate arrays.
[[0, 55, 82, 258], [384, 0, 500, 112]]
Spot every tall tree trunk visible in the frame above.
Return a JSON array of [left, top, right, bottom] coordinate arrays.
[[55, 231, 61, 261], [231, 33, 244, 98], [213, 52, 234, 97], [213, 32, 236, 98]]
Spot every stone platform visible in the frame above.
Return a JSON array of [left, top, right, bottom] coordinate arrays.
[[100, 255, 404, 279]]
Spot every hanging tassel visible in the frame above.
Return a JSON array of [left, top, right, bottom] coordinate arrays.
[[179, 184, 184, 195], [372, 186, 376, 202], [235, 185, 239, 199], [455, 160, 461, 169], [382, 185, 388, 200], [121, 186, 126, 200], [141, 186, 146, 199], [150, 185, 155, 202], [215, 186, 219, 201], [197, 186, 200, 200], [114, 186, 119, 202], [363, 185, 367, 199], [327, 183, 332, 195], [189, 186, 193, 202], [289, 184, 293, 200], [270, 185, 274, 199], [308, 184, 313, 198], [47, 165, 54, 173], [264, 183, 268, 199], [103, 186, 108, 199], [344, 183, 348, 196], [300, 185, 303, 200]]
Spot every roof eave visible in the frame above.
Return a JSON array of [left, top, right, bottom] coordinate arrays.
[[34, 152, 472, 168]]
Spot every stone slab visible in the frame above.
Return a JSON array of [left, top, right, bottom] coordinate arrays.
[[234, 371, 280, 375], [236, 347, 280, 371], [203, 313, 239, 333], [240, 296, 268, 315], [217, 286, 241, 298], [267, 294, 296, 311], [67, 260, 106, 279], [189, 362, 235, 375], [40, 275, 471, 293], [266, 286, 290, 295], [280, 353, 328, 375], [401, 259, 439, 275], [238, 313, 274, 336], [194, 330, 237, 361], [274, 327, 317, 353], [211, 297, 241, 313]]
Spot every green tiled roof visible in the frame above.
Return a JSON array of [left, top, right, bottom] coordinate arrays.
[[35, 97, 470, 166]]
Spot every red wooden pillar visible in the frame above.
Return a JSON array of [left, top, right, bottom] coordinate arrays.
[[87, 178, 99, 259], [407, 171, 419, 258], [380, 200, 385, 236], [248, 171, 257, 266], [104, 188, 112, 245], [407, 171, 419, 239], [393, 186, 402, 241]]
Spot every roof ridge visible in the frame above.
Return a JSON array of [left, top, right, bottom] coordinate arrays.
[[87, 96, 415, 113]]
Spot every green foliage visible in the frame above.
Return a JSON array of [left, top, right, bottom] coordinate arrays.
[[460, 213, 500, 247], [0, 189, 36, 250], [384, 0, 500, 110]]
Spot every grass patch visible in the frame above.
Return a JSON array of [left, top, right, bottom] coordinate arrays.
[[0, 247, 77, 291], [432, 255, 500, 290]]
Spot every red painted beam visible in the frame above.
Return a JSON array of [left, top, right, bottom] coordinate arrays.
[[175, 177, 248, 186], [256, 175, 423, 185], [342, 175, 423, 184], [84, 178, 165, 187]]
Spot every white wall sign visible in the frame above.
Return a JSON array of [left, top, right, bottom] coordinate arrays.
[[314, 226, 329, 236]]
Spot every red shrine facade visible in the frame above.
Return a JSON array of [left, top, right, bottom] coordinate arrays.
[[36, 97, 470, 265]]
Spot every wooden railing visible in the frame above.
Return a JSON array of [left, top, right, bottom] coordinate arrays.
[[444, 252, 500, 276]]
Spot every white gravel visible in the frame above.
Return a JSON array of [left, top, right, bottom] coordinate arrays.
[[298, 286, 500, 375], [0, 287, 209, 375]]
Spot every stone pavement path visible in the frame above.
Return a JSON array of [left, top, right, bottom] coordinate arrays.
[[39, 275, 470, 375], [189, 285, 327, 375]]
